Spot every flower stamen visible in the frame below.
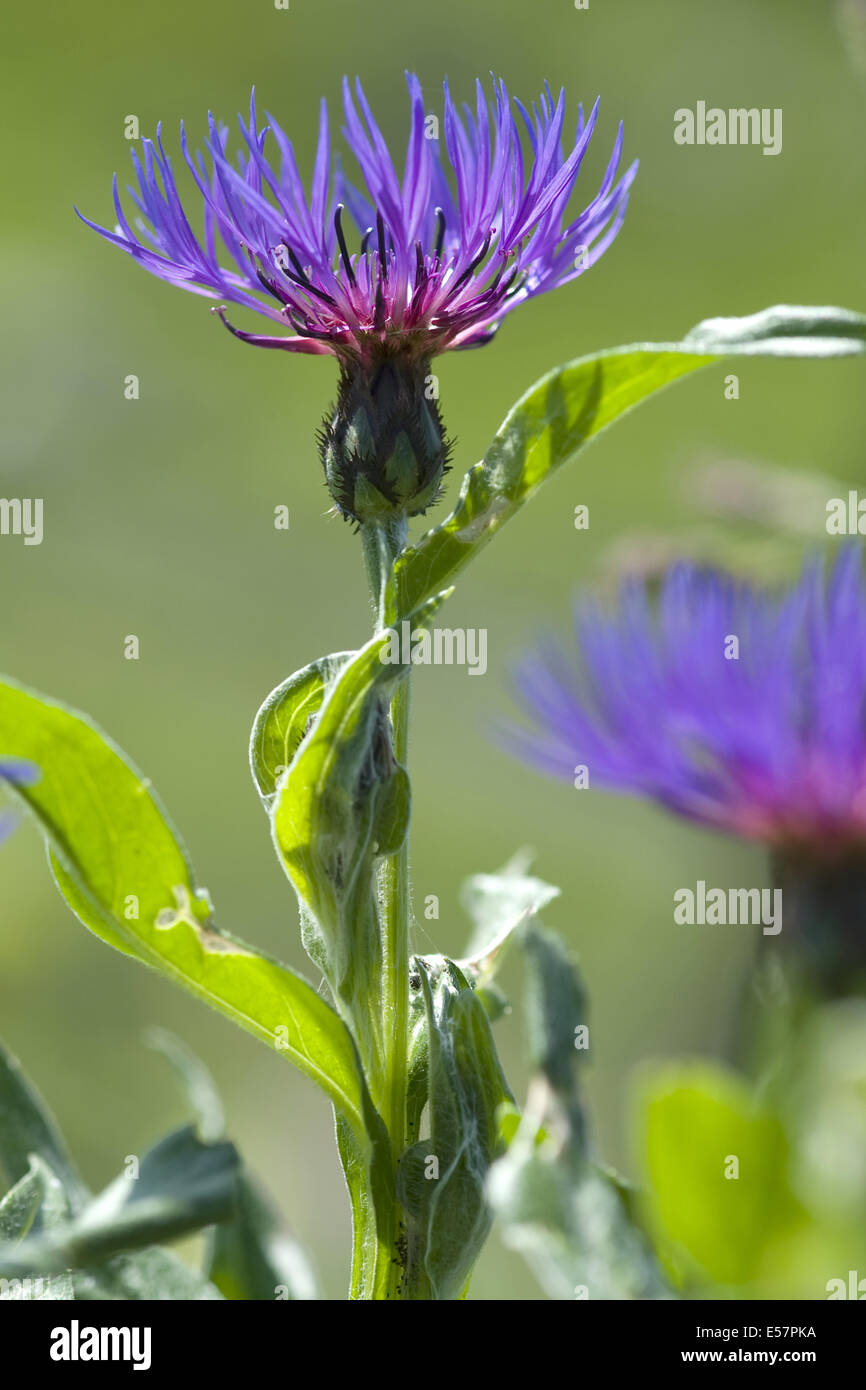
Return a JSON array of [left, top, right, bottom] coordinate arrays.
[[334, 203, 357, 288]]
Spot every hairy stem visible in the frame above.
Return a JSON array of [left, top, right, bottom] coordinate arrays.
[[358, 515, 412, 1298], [381, 675, 411, 1151]]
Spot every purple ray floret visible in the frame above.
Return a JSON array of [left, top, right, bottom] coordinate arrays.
[[507, 549, 866, 849], [78, 74, 636, 364]]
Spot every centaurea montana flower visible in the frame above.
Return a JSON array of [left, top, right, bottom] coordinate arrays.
[[506, 549, 866, 989], [79, 74, 636, 523], [508, 549, 866, 851]]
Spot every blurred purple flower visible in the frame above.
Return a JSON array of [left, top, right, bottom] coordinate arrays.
[[78, 74, 636, 365], [507, 549, 866, 850], [0, 759, 39, 842]]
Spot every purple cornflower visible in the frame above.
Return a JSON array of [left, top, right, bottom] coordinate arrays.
[[79, 75, 635, 524], [0, 759, 39, 842], [79, 74, 635, 364], [508, 549, 866, 853]]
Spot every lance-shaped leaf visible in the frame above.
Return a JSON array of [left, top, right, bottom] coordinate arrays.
[[268, 594, 446, 1046], [0, 679, 373, 1148], [388, 305, 866, 620], [146, 1026, 319, 1301], [335, 1110, 399, 1302], [521, 920, 590, 1132], [457, 851, 560, 1018], [250, 652, 354, 808], [397, 957, 512, 1300], [0, 1038, 224, 1299], [0, 1156, 75, 1300], [0, 1125, 240, 1278], [207, 1174, 318, 1301], [0, 1157, 61, 1244], [269, 634, 407, 1038], [486, 922, 668, 1300], [71, 1250, 223, 1301], [0, 1156, 75, 1295], [0, 1036, 89, 1214]]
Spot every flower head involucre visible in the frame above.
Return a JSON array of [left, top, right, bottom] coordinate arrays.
[[507, 549, 866, 853]]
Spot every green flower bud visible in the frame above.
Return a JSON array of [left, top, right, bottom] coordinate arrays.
[[319, 354, 451, 524]]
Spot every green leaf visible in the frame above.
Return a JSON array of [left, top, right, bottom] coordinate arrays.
[[487, 1139, 666, 1302], [145, 1027, 319, 1301], [0, 1125, 240, 1279], [0, 679, 373, 1145], [269, 631, 410, 1003], [397, 957, 512, 1300], [82, 1124, 238, 1252], [0, 1045, 76, 1295], [269, 635, 406, 1087], [0, 1206, 75, 1301], [0, 1157, 52, 1242], [267, 595, 451, 1077], [207, 1174, 318, 1301], [389, 305, 866, 620], [261, 590, 448, 1074], [250, 652, 354, 807], [71, 1249, 222, 1302], [635, 1061, 803, 1289], [0, 1039, 223, 1300], [458, 851, 560, 1014], [0, 1037, 88, 1213], [486, 923, 667, 1300], [777, 1001, 866, 1224], [1, 1275, 74, 1300], [521, 920, 589, 1123], [336, 1115, 385, 1302]]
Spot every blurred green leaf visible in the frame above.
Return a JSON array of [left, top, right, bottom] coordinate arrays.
[[207, 1173, 318, 1301], [0, 1156, 52, 1243], [389, 305, 866, 620], [772, 1000, 866, 1225], [0, 1035, 88, 1213], [146, 1027, 319, 1301], [487, 922, 667, 1300], [0, 679, 374, 1145], [0, 1194, 75, 1301], [0, 1125, 239, 1279], [521, 920, 589, 1125], [458, 851, 560, 997], [635, 1061, 803, 1288], [0, 1038, 224, 1299], [71, 1250, 222, 1302], [488, 1142, 666, 1301], [397, 957, 512, 1300], [0, 1275, 74, 1300]]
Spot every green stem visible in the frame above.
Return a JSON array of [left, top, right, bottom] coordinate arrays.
[[358, 515, 412, 1299], [360, 516, 406, 629], [381, 674, 411, 1150]]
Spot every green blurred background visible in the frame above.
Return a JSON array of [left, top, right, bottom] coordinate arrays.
[[1, 0, 865, 1298]]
